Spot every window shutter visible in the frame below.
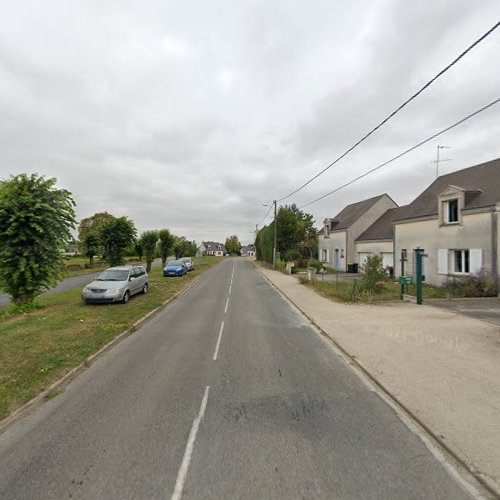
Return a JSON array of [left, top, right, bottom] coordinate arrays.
[[437, 249, 448, 274], [469, 249, 483, 274]]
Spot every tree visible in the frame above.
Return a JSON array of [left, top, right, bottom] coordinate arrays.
[[78, 212, 115, 240], [139, 230, 159, 272], [134, 239, 144, 260], [172, 237, 187, 259], [158, 229, 175, 267], [361, 255, 389, 295], [99, 217, 137, 267], [225, 235, 241, 255], [81, 233, 99, 266], [172, 236, 197, 258], [0, 174, 76, 304]]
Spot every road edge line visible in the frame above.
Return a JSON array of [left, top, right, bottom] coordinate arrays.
[[0, 262, 220, 434], [253, 262, 498, 500]]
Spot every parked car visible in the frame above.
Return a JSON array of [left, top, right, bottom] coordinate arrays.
[[81, 266, 148, 304], [163, 260, 187, 277], [179, 257, 194, 271]]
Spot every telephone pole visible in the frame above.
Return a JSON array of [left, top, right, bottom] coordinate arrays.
[[273, 200, 277, 268]]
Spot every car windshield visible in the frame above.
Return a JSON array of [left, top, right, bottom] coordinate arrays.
[[180, 258, 191, 262], [96, 270, 129, 281], [167, 261, 182, 266]]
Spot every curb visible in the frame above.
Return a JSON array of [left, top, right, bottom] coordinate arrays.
[[254, 262, 499, 500], [0, 263, 217, 434]]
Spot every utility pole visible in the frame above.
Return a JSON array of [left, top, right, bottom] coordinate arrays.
[[273, 200, 277, 268], [432, 145, 452, 178]]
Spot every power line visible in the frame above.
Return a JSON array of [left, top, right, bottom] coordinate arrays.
[[277, 20, 500, 203], [256, 203, 273, 228], [300, 96, 500, 209]]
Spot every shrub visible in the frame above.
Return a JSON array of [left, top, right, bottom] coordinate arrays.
[[307, 259, 324, 273], [283, 249, 302, 262], [276, 259, 286, 272], [443, 270, 498, 297], [360, 254, 388, 295]]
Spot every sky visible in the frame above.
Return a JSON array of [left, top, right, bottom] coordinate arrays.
[[1, 0, 499, 245]]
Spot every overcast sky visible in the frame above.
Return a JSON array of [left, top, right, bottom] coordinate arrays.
[[1, 1, 499, 244]]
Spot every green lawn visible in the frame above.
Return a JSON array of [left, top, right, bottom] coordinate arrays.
[[0, 257, 223, 421], [305, 279, 449, 303], [63, 255, 144, 277]]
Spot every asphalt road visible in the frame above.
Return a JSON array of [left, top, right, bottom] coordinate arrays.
[[0, 258, 476, 499], [0, 259, 163, 307]]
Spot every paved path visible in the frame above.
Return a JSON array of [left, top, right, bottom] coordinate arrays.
[[0, 259, 163, 307], [429, 297, 500, 327], [0, 259, 476, 499]]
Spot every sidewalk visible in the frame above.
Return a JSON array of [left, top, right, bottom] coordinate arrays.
[[258, 265, 500, 496]]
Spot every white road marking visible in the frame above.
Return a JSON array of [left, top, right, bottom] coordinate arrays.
[[171, 386, 210, 500], [213, 321, 224, 361], [224, 297, 229, 314], [229, 285, 232, 295]]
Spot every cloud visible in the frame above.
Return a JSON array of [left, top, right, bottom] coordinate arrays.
[[0, 0, 499, 245]]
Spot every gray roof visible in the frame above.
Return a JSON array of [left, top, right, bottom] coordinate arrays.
[[356, 206, 411, 241], [203, 241, 227, 252], [395, 158, 500, 221], [327, 194, 389, 230]]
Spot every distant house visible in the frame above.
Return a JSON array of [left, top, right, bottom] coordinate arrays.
[[318, 194, 398, 271], [241, 245, 256, 258], [197, 241, 227, 257], [393, 158, 500, 286]]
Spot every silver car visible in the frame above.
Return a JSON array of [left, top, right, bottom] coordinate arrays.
[[81, 266, 148, 304], [179, 257, 194, 271]]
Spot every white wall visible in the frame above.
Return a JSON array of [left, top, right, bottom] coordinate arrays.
[[346, 196, 398, 265], [356, 240, 394, 270], [318, 231, 347, 271], [395, 210, 495, 286]]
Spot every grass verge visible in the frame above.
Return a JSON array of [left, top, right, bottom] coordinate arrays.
[[303, 279, 449, 303], [0, 257, 223, 421]]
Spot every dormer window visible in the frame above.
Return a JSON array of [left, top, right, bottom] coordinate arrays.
[[441, 198, 460, 224], [447, 199, 458, 223]]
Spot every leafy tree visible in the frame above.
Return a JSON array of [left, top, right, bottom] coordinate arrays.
[[139, 230, 159, 272], [81, 233, 99, 266], [276, 204, 315, 255], [360, 255, 389, 295], [158, 229, 175, 267], [172, 236, 197, 258], [134, 239, 144, 260], [225, 235, 241, 255], [78, 212, 115, 240], [255, 204, 315, 265], [78, 212, 115, 259], [99, 217, 137, 267], [0, 174, 76, 304], [172, 237, 187, 259]]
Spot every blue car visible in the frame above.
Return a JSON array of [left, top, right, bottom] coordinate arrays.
[[163, 260, 187, 277]]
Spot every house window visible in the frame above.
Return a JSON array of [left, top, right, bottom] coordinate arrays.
[[321, 249, 327, 262], [454, 250, 470, 273], [443, 199, 459, 223]]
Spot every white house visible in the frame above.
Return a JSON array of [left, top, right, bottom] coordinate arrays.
[[318, 194, 398, 271], [196, 241, 227, 257], [241, 245, 256, 257], [393, 158, 500, 286]]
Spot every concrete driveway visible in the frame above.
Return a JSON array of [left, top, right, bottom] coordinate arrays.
[[429, 296, 500, 326]]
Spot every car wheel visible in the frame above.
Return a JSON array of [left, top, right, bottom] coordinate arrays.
[[122, 290, 130, 304], [142, 283, 148, 294]]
